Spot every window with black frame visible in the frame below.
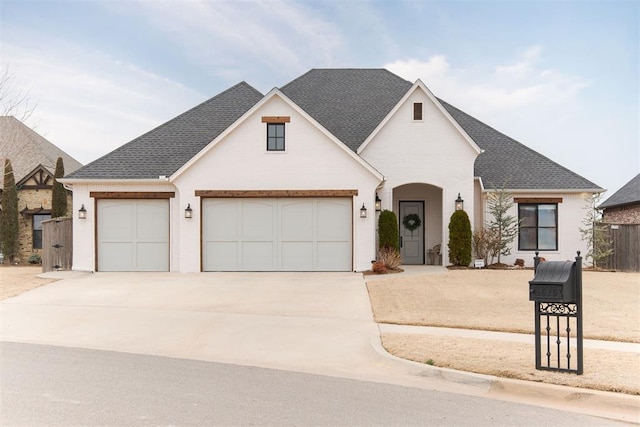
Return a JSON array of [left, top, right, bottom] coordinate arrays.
[[267, 123, 285, 151], [518, 204, 557, 251], [32, 214, 51, 249]]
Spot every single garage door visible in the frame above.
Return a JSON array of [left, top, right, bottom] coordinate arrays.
[[98, 199, 169, 271], [202, 198, 352, 271]]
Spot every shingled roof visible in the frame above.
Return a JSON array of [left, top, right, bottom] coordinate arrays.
[[438, 100, 602, 191], [0, 116, 83, 186], [281, 69, 412, 152], [67, 82, 263, 179], [599, 174, 640, 209], [64, 69, 601, 191]]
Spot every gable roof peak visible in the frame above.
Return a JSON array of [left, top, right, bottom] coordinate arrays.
[[280, 68, 412, 152], [0, 116, 83, 186], [66, 81, 263, 180]]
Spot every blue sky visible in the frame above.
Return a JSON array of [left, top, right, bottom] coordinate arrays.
[[1, 0, 638, 197]]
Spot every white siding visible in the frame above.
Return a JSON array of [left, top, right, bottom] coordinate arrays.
[[360, 87, 479, 265], [480, 191, 592, 267], [71, 183, 176, 272], [173, 95, 381, 272]]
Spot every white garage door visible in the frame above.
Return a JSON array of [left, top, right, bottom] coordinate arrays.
[[203, 198, 352, 271], [98, 199, 169, 271]]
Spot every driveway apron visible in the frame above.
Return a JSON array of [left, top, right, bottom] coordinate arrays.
[[0, 272, 396, 380]]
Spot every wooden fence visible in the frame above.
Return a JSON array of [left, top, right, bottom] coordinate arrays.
[[598, 224, 639, 272], [42, 217, 73, 272]]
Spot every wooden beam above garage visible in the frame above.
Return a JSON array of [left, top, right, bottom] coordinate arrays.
[[195, 190, 358, 198], [90, 191, 176, 199]]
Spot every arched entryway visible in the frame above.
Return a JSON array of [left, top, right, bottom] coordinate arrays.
[[393, 183, 443, 265]]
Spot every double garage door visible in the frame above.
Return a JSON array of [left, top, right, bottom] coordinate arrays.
[[98, 199, 169, 272], [203, 198, 352, 271], [97, 197, 352, 272]]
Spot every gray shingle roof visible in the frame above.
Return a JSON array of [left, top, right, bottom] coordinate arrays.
[[66, 82, 263, 179], [63, 69, 601, 192], [280, 69, 412, 152], [438, 100, 602, 191], [0, 116, 83, 186], [599, 174, 640, 208]]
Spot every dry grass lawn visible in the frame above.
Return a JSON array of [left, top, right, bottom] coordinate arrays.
[[367, 269, 640, 395], [0, 265, 57, 300], [367, 270, 640, 342]]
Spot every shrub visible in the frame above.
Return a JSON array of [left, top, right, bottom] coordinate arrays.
[[1, 159, 19, 264], [448, 210, 472, 266], [472, 227, 500, 265], [378, 246, 402, 270], [378, 210, 399, 250], [28, 253, 42, 264], [371, 261, 387, 274], [51, 157, 67, 218]]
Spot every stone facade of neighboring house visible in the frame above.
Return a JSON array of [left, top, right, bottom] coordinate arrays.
[[0, 117, 82, 263], [600, 174, 640, 224]]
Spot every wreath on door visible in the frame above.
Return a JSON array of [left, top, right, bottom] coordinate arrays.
[[402, 213, 422, 233]]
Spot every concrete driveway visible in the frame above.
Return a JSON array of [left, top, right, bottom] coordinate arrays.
[[0, 272, 407, 381]]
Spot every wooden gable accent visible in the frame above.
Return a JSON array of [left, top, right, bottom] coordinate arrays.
[[261, 116, 291, 123], [16, 165, 54, 189]]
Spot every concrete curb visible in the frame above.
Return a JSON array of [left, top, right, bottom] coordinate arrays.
[[37, 270, 93, 280], [370, 329, 640, 424]]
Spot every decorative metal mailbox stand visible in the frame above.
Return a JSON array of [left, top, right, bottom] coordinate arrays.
[[529, 251, 583, 374]]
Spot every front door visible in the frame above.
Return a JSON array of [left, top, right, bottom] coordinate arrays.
[[399, 201, 424, 265]]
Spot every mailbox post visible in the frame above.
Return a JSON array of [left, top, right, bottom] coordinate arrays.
[[529, 251, 583, 374]]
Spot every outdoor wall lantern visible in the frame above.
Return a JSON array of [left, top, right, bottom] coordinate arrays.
[[455, 193, 464, 211], [375, 193, 381, 212], [360, 203, 367, 219], [78, 204, 87, 220], [185, 203, 193, 219]]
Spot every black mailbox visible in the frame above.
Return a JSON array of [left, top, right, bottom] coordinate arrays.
[[529, 261, 577, 303]]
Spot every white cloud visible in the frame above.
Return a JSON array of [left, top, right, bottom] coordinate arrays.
[[112, 0, 344, 81], [1, 41, 204, 165], [384, 49, 623, 194], [385, 48, 590, 120]]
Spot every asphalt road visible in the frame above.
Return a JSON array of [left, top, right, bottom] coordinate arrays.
[[0, 342, 624, 426]]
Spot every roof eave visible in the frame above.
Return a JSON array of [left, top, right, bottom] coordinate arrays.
[[358, 80, 482, 156], [58, 178, 173, 185], [481, 188, 604, 194]]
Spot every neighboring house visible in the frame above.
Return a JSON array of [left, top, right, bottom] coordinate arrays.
[[0, 116, 83, 262], [61, 69, 602, 273], [599, 174, 640, 224]]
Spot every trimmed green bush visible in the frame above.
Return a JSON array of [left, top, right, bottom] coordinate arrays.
[[51, 157, 67, 218], [448, 210, 472, 266], [1, 159, 19, 264], [378, 209, 399, 250]]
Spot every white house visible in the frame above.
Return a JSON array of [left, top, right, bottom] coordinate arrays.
[[61, 69, 602, 272]]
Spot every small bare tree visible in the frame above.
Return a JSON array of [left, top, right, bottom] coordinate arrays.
[[579, 193, 613, 268], [473, 227, 501, 265], [485, 184, 519, 265], [0, 65, 37, 122]]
